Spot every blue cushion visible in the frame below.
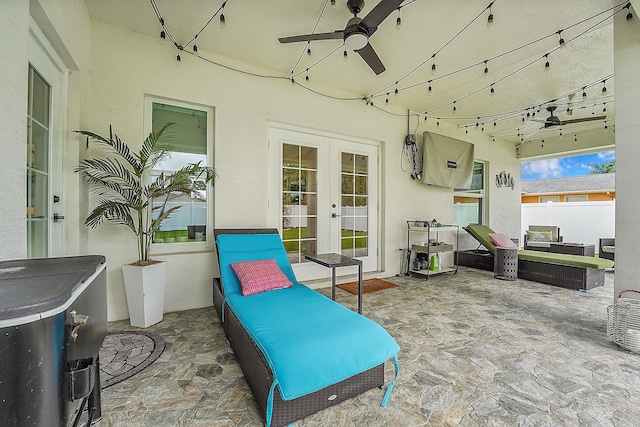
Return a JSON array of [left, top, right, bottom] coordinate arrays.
[[226, 284, 400, 400], [217, 233, 297, 295]]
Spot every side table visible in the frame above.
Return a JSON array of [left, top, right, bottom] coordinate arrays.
[[494, 247, 518, 281], [304, 253, 363, 314]]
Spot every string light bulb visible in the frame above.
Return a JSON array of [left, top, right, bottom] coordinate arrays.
[[307, 45, 312, 56], [386, 93, 389, 103], [557, 30, 565, 47], [193, 35, 198, 53], [544, 54, 550, 70], [490, 84, 495, 96], [484, 60, 489, 75], [343, 46, 348, 59], [602, 80, 607, 94], [395, 82, 399, 95], [176, 53, 181, 63], [603, 102, 607, 112], [604, 121, 609, 131], [437, 118, 440, 126], [487, 2, 494, 27], [305, 69, 309, 82], [331, 0, 337, 10], [626, 3, 633, 20], [428, 80, 433, 93], [220, 11, 226, 29], [452, 101, 457, 112], [431, 55, 437, 74], [582, 87, 587, 98], [396, 9, 402, 28]]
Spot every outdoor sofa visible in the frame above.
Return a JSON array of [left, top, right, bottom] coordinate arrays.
[[212, 228, 400, 427], [599, 237, 615, 261], [523, 225, 563, 251], [459, 224, 614, 291]]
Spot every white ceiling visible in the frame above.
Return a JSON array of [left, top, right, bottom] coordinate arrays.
[[85, 0, 624, 156]]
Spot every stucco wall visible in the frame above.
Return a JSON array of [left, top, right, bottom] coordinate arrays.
[[89, 21, 521, 320], [0, 0, 29, 260], [613, 10, 640, 296]]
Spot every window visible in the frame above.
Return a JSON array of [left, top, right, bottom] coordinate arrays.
[[539, 196, 559, 203], [145, 97, 213, 248], [454, 161, 485, 227], [565, 195, 587, 202]]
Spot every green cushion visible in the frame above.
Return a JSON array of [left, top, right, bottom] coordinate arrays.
[[519, 250, 614, 269], [464, 223, 614, 270]]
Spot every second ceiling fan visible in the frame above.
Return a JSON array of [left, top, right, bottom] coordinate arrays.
[[278, 0, 404, 75]]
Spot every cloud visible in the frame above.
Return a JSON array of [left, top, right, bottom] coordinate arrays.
[[522, 158, 564, 179], [597, 151, 615, 161]]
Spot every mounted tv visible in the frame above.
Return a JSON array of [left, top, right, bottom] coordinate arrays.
[[421, 132, 474, 189]]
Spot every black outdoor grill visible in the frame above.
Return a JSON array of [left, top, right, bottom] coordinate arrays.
[[0, 256, 107, 427]]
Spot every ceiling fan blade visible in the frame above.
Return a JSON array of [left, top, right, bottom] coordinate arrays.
[[360, 0, 404, 35], [356, 43, 385, 74], [560, 115, 607, 125], [279, 30, 344, 44]]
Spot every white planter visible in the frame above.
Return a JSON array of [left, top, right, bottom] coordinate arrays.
[[122, 262, 167, 328]]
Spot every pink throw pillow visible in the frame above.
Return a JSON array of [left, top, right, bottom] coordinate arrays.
[[231, 259, 294, 296]]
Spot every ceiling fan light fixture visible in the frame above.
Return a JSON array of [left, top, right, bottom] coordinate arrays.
[[345, 32, 368, 51]]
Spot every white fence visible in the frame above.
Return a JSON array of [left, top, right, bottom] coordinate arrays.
[[283, 205, 368, 232], [521, 201, 615, 252]]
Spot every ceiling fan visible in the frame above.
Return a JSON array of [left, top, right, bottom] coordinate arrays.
[[278, 0, 404, 75], [535, 106, 606, 128]]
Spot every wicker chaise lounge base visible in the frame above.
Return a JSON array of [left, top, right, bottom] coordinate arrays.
[[212, 228, 398, 427], [213, 278, 384, 426], [457, 249, 606, 291], [460, 224, 614, 291]]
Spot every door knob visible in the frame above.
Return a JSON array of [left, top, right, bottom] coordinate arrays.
[[331, 213, 342, 218], [53, 213, 65, 222]]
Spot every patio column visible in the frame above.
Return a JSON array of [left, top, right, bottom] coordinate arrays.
[[613, 6, 640, 297]]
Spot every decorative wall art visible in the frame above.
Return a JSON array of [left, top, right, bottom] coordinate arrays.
[[495, 170, 515, 190]]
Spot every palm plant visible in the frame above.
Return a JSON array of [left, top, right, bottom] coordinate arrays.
[[75, 124, 215, 264], [588, 160, 615, 174]]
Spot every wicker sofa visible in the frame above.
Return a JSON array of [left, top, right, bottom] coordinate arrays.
[[523, 225, 563, 251], [459, 224, 614, 291], [599, 238, 615, 261], [212, 228, 399, 427]]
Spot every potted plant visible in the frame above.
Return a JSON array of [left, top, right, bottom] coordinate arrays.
[[75, 124, 215, 327]]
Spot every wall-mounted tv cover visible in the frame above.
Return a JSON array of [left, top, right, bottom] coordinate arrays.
[[421, 132, 474, 189]]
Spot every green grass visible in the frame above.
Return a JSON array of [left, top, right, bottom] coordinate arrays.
[[282, 227, 367, 251]]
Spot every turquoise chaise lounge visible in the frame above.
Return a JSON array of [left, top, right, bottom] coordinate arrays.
[[459, 224, 614, 291], [212, 228, 400, 427]]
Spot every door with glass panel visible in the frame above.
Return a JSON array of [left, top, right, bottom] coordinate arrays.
[[269, 128, 379, 281], [27, 29, 66, 258]]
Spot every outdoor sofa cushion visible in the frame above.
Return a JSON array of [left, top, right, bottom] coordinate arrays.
[[466, 224, 614, 269]]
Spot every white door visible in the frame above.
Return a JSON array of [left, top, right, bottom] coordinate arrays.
[[27, 23, 67, 258], [268, 128, 379, 281]]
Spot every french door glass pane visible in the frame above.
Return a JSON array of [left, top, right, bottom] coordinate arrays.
[[282, 144, 317, 264], [341, 151, 368, 257], [27, 66, 50, 258]]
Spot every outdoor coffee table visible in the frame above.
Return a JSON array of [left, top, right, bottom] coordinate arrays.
[[549, 242, 595, 257], [304, 253, 363, 314]]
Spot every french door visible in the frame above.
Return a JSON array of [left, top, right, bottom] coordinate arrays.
[[27, 23, 66, 258], [268, 128, 379, 282]]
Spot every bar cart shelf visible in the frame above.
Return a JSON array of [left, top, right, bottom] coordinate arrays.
[[406, 220, 459, 279]]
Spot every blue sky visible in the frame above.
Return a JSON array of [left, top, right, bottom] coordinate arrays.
[[521, 151, 615, 181]]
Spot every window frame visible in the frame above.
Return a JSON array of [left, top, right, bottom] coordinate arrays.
[[539, 196, 559, 203], [143, 95, 214, 254], [565, 195, 587, 202], [453, 160, 487, 227]]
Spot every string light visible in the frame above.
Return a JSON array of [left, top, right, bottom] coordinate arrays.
[[193, 35, 198, 53], [307, 45, 312, 56], [395, 82, 399, 94], [544, 54, 550, 70], [160, 30, 166, 44], [220, 2, 227, 29], [343, 46, 348, 59], [452, 101, 457, 112], [396, 9, 402, 28], [582, 87, 587, 98], [602, 102, 607, 112], [330, 0, 336, 10], [176, 53, 181, 62], [428, 81, 432, 93], [483, 60, 489, 75], [557, 30, 565, 47], [431, 55, 437, 74], [626, 3, 634, 20], [386, 93, 389, 103], [604, 120, 609, 131], [305, 69, 309, 82], [487, 1, 494, 27], [602, 80, 607, 94], [490, 84, 495, 96], [437, 118, 440, 126]]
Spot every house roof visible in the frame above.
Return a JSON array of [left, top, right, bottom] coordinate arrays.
[[521, 173, 615, 195]]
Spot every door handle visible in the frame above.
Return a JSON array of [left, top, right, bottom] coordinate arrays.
[[53, 213, 65, 222], [331, 213, 342, 218]]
